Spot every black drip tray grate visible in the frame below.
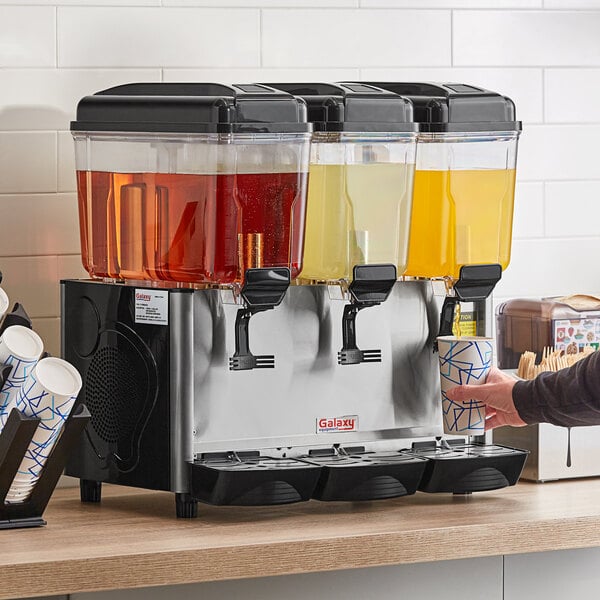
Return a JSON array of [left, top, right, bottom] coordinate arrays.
[[402, 443, 529, 494], [189, 454, 321, 506], [301, 451, 428, 502], [408, 444, 521, 460], [198, 457, 313, 471], [303, 451, 425, 467]]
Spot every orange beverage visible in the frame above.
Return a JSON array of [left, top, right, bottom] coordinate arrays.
[[405, 168, 517, 279], [71, 83, 312, 286], [77, 170, 307, 285]]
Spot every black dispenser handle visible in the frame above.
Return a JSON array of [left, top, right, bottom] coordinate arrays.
[[229, 268, 291, 371], [435, 264, 502, 350], [452, 264, 502, 302], [338, 264, 397, 366], [438, 296, 460, 338]]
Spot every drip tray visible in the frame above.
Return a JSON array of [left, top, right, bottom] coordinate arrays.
[[402, 442, 529, 494], [300, 448, 428, 502], [189, 452, 321, 506]]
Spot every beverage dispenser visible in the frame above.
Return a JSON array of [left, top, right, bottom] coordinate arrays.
[[62, 83, 527, 519], [364, 82, 521, 338]]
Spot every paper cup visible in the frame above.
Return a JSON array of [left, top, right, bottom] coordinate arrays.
[[5, 493, 29, 504], [5, 485, 34, 501], [437, 336, 493, 436], [0, 287, 9, 321], [0, 325, 44, 428], [6, 357, 82, 501], [7, 481, 33, 490]]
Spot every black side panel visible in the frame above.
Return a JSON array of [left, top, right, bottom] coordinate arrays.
[[63, 280, 171, 491]]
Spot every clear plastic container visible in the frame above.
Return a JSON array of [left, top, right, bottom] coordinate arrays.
[[267, 83, 417, 282], [303, 132, 415, 281], [407, 131, 519, 279], [363, 82, 521, 280], [72, 84, 311, 285]]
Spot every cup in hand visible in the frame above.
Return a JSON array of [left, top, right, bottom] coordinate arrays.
[[0, 325, 44, 428], [6, 357, 82, 502], [437, 335, 493, 436]]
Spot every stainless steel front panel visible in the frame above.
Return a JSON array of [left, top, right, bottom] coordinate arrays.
[[187, 280, 443, 454]]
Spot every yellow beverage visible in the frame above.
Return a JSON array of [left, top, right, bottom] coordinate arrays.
[[301, 163, 414, 281], [405, 169, 516, 279]]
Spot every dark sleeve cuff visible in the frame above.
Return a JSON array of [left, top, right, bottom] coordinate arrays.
[[513, 379, 543, 425]]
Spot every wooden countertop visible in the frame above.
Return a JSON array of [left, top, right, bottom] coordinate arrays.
[[3, 479, 600, 599]]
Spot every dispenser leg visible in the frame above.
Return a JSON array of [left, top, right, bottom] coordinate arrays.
[[80, 479, 102, 503], [175, 493, 198, 519]]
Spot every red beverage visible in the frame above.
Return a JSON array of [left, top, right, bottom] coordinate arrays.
[[76, 170, 308, 285]]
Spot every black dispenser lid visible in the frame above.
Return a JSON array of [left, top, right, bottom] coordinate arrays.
[[71, 83, 311, 134], [361, 82, 521, 133], [264, 82, 417, 132]]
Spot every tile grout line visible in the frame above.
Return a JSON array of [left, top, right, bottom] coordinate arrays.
[[259, 8, 263, 68], [55, 130, 59, 195], [6, 65, 600, 70], [542, 181, 547, 238], [542, 67, 546, 122], [450, 9, 454, 67], [55, 6, 59, 69]]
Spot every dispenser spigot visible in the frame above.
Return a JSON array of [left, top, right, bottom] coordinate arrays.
[[435, 264, 502, 350], [229, 268, 291, 372], [338, 264, 397, 366]]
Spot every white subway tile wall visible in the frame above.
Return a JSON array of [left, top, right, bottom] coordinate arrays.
[[0, 2, 599, 355], [0, 7, 55, 67], [512, 183, 544, 239], [0, 133, 57, 193], [545, 68, 600, 122], [262, 10, 451, 67], [58, 8, 261, 67], [453, 11, 600, 66]]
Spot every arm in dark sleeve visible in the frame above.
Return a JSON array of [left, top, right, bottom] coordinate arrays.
[[512, 350, 600, 427]]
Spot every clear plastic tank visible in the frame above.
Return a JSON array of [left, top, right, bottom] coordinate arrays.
[[268, 83, 417, 282], [409, 130, 518, 279], [72, 83, 311, 286], [365, 82, 521, 280]]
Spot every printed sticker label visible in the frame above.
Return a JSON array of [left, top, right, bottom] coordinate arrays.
[[458, 310, 477, 337], [135, 289, 168, 325], [553, 317, 600, 354], [316, 415, 359, 434]]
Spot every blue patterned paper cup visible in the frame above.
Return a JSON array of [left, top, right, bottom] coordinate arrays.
[[437, 336, 494, 436], [0, 325, 44, 430], [7, 357, 82, 501]]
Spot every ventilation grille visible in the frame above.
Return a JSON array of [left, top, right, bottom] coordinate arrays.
[[85, 346, 144, 444]]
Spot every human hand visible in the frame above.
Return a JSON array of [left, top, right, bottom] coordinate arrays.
[[445, 367, 527, 431]]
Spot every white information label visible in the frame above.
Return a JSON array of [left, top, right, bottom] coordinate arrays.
[[134, 289, 168, 325]]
